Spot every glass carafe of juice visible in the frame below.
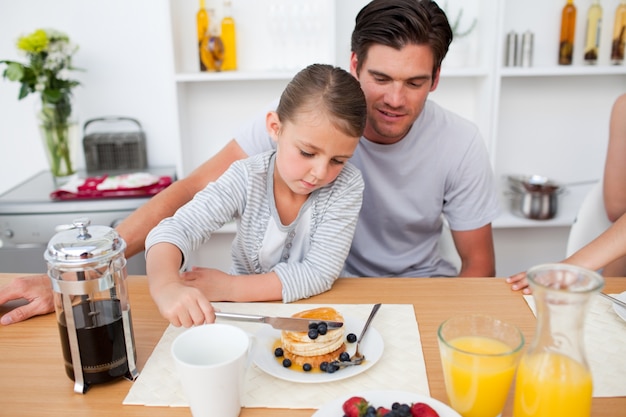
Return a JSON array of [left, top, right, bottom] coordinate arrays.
[[512, 263, 604, 417]]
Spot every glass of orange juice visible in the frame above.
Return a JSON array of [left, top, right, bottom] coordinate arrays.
[[437, 314, 525, 417]]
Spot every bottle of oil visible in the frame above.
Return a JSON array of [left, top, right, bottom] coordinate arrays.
[[197, 0, 210, 72], [584, 0, 603, 64], [206, 8, 224, 72], [612, 0, 626, 64], [220, 0, 237, 71], [559, 0, 577, 65]]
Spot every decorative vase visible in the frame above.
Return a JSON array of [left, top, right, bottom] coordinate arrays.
[[37, 101, 79, 186]]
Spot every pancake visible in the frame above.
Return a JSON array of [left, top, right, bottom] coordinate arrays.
[[280, 307, 346, 368]]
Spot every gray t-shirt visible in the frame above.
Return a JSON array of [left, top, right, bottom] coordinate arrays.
[[236, 100, 500, 277]]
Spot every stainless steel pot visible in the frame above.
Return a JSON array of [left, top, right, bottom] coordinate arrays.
[[507, 175, 563, 220]]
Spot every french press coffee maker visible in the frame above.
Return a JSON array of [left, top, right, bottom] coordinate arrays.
[[45, 218, 138, 393]]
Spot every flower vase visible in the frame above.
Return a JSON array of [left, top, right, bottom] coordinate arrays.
[[37, 101, 79, 186]]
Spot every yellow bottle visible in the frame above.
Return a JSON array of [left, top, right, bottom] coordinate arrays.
[[207, 8, 224, 71], [221, 0, 237, 71], [559, 0, 577, 65], [612, 0, 626, 64], [583, 0, 603, 64], [197, 0, 210, 72]]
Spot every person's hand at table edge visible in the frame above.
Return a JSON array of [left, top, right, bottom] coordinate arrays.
[[0, 274, 54, 325]]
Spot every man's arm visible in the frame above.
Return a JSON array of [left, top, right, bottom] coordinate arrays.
[[117, 139, 247, 258], [451, 224, 496, 277], [0, 139, 247, 325]]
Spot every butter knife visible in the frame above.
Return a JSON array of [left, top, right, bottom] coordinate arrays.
[[599, 292, 626, 310], [214, 311, 343, 332]]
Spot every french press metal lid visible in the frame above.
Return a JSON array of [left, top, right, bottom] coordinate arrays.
[[45, 218, 125, 266], [45, 218, 138, 394]]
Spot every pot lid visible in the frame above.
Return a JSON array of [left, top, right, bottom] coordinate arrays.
[[44, 218, 126, 266], [507, 174, 561, 193]]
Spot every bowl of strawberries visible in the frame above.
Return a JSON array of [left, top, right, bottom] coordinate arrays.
[[312, 390, 461, 417]]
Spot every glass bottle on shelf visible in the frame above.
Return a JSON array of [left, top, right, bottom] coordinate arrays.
[[206, 8, 224, 72], [221, 0, 237, 71], [197, 0, 210, 72], [559, 0, 577, 65], [612, 0, 626, 64], [512, 264, 603, 417], [583, 0, 603, 64]]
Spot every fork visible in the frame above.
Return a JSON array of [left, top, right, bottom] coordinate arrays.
[[599, 292, 626, 309], [350, 303, 382, 364], [329, 303, 382, 369]]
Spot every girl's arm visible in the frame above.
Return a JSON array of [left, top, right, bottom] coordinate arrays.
[[146, 242, 215, 327]]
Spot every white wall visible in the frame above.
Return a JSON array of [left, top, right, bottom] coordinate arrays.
[[0, 0, 180, 195]]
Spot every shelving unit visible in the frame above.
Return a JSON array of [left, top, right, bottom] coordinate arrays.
[[166, 0, 626, 275]]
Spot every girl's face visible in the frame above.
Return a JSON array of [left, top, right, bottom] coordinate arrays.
[[266, 108, 359, 196]]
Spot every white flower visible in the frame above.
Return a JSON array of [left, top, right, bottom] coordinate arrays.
[[56, 68, 71, 81]]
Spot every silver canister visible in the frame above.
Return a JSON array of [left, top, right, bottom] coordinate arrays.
[[520, 31, 534, 67], [505, 31, 518, 67]]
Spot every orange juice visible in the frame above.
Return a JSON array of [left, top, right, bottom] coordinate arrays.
[[440, 336, 519, 417], [513, 351, 592, 417]]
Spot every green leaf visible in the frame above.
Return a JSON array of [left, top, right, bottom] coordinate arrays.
[[4, 62, 25, 82]]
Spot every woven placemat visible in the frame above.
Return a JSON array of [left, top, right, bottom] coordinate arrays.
[[123, 303, 429, 409]]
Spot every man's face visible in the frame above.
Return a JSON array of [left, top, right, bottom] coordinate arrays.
[[350, 43, 440, 145]]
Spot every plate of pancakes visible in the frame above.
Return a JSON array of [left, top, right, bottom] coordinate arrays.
[[252, 307, 384, 383]]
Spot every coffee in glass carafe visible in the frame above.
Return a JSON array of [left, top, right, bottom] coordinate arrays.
[[45, 218, 138, 393]]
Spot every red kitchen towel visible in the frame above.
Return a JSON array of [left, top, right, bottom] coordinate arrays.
[[50, 172, 173, 201]]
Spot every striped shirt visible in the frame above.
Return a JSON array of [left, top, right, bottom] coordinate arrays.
[[145, 151, 364, 302]]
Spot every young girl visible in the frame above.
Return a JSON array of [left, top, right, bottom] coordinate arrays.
[[145, 64, 366, 327]]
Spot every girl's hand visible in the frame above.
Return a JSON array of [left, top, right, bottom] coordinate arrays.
[[506, 272, 533, 294], [152, 281, 215, 327]]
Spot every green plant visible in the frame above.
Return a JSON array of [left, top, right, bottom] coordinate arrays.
[[2, 28, 81, 109], [1, 29, 82, 177]]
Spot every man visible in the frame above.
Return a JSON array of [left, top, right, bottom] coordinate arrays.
[[0, 0, 499, 325]]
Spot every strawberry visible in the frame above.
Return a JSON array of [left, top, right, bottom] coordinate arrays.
[[342, 396, 368, 417], [410, 402, 440, 417], [376, 406, 391, 416]]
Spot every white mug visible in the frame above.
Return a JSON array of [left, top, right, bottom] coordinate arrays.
[[171, 323, 250, 417]]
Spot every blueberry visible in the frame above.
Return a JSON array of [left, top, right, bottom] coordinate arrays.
[[320, 361, 329, 372], [302, 363, 312, 372], [339, 351, 351, 362], [317, 322, 328, 335], [308, 322, 318, 330], [274, 347, 284, 357], [308, 328, 319, 339], [282, 358, 292, 368], [346, 333, 357, 343], [398, 404, 411, 416]]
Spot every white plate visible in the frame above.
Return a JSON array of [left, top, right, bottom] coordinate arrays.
[[312, 390, 461, 417], [252, 316, 383, 383], [612, 291, 626, 322]]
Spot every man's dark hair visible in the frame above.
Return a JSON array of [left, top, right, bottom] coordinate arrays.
[[351, 0, 453, 81]]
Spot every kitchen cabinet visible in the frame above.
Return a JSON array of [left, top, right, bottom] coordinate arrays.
[[166, 0, 626, 275]]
